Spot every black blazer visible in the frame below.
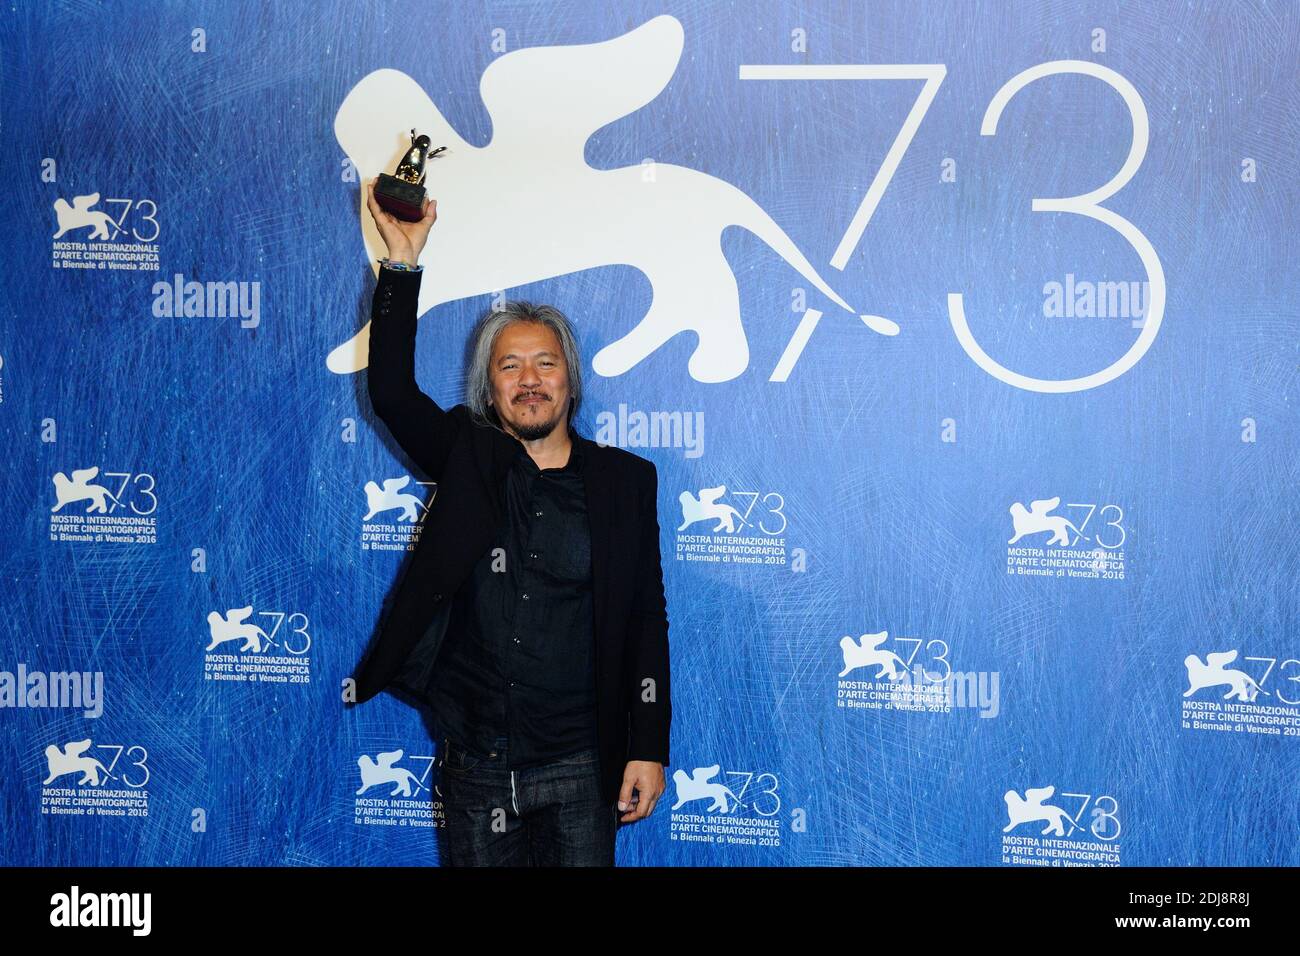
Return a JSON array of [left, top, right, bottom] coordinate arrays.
[[351, 266, 671, 807]]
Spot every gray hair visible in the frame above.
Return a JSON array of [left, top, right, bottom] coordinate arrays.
[[465, 300, 583, 434]]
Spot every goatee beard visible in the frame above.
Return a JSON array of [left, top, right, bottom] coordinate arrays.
[[514, 417, 560, 441]]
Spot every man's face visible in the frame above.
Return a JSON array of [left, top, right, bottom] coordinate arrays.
[[488, 320, 571, 441]]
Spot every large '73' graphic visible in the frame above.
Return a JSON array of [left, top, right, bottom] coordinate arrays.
[[742, 60, 1164, 393]]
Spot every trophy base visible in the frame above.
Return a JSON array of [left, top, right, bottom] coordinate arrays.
[[374, 173, 427, 222]]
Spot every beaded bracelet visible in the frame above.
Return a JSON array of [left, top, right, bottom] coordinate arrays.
[[379, 257, 422, 272]]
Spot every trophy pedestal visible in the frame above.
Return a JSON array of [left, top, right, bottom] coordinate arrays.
[[374, 173, 427, 222]]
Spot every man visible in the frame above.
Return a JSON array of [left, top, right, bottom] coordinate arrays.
[[351, 180, 671, 866]]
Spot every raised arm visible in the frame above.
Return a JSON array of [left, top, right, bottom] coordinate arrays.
[[364, 179, 460, 481]]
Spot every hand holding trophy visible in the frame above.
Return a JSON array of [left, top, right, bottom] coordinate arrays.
[[365, 129, 443, 267]]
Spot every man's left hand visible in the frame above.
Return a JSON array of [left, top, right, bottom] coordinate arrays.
[[617, 760, 665, 823]]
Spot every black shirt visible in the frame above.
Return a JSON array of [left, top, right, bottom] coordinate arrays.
[[429, 426, 597, 769]]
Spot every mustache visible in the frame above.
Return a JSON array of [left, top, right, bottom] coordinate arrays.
[[515, 392, 549, 402]]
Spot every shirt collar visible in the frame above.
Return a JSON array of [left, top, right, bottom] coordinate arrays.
[[514, 424, 583, 474]]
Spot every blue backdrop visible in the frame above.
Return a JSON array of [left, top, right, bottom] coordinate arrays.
[[1, 0, 1296, 866]]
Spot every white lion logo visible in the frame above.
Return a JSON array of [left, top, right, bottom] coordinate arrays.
[[43, 739, 111, 786], [1003, 786, 1074, 837], [362, 476, 428, 523], [677, 485, 745, 533], [52, 193, 116, 240], [205, 606, 273, 653], [356, 750, 426, 797], [51, 467, 113, 514], [330, 15, 896, 383], [1008, 496, 1081, 546], [1183, 650, 1267, 702], [671, 764, 743, 813], [838, 631, 908, 681]]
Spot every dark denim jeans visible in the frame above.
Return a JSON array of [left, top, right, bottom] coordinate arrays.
[[438, 734, 618, 866]]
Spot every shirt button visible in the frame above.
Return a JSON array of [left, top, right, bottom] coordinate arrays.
[[529, 552, 538, 559], [534, 510, 543, 517], [521, 592, 529, 600]]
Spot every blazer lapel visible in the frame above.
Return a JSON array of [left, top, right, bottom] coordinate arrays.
[[579, 434, 613, 641]]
